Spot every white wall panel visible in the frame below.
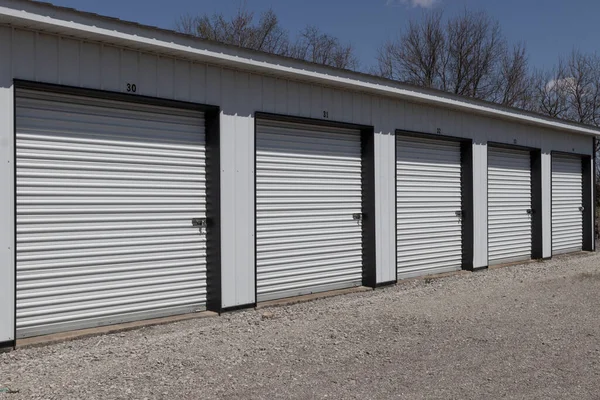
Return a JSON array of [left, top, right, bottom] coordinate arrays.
[[174, 60, 191, 102], [189, 63, 207, 105], [120, 50, 138, 94], [157, 57, 174, 100], [80, 42, 101, 89], [373, 97, 396, 284], [262, 76, 276, 113], [0, 26, 15, 342], [36, 33, 58, 83], [219, 68, 256, 307], [287, 80, 300, 117], [542, 152, 552, 257], [205, 65, 221, 106], [275, 79, 287, 115], [374, 130, 396, 284], [310, 85, 322, 120], [59, 38, 80, 87], [100, 45, 120, 92], [342, 90, 353, 123], [12, 29, 34, 81], [473, 143, 488, 268], [138, 53, 158, 98], [298, 83, 312, 119]]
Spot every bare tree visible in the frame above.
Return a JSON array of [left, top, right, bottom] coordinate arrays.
[[289, 26, 359, 70], [375, 10, 444, 86], [561, 50, 600, 125], [175, 7, 289, 55], [441, 10, 504, 99], [528, 63, 569, 118], [176, 6, 358, 70], [376, 9, 520, 102], [492, 43, 532, 108]]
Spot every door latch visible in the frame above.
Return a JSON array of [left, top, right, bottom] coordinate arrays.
[[455, 210, 463, 219], [526, 209, 534, 215], [579, 206, 585, 212], [192, 218, 208, 233], [352, 213, 363, 224]]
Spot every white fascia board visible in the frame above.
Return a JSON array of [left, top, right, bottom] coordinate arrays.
[[2, 0, 600, 137]]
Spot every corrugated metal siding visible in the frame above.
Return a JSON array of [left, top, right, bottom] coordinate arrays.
[[255, 120, 363, 301], [15, 90, 207, 338], [396, 136, 463, 278], [552, 155, 583, 254], [0, 27, 596, 325], [488, 147, 532, 264]]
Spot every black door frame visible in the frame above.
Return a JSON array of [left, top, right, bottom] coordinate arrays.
[[12, 80, 223, 342], [550, 150, 595, 256], [487, 142, 543, 264]]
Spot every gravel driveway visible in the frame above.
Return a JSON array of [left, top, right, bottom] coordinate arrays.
[[1, 252, 600, 400]]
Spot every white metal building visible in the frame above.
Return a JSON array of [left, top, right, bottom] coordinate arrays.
[[0, 0, 597, 345]]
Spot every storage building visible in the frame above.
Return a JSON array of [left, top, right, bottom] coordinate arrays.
[[0, 0, 597, 345]]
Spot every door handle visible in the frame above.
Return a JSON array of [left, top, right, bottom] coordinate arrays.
[[192, 218, 208, 233], [579, 207, 585, 212], [526, 209, 534, 215], [352, 213, 363, 223], [192, 218, 207, 228]]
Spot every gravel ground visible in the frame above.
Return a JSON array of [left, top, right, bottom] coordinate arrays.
[[1, 252, 600, 400]]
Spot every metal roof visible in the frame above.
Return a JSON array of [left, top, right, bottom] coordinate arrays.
[[1, 0, 600, 137]]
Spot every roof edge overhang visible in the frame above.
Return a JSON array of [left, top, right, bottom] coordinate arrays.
[[1, 0, 600, 138]]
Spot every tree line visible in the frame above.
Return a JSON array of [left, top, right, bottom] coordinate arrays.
[[176, 6, 600, 182], [176, 7, 358, 70]]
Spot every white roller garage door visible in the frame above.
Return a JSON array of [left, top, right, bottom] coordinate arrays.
[[396, 136, 463, 278], [488, 147, 532, 265], [552, 155, 583, 255], [256, 120, 363, 302], [16, 90, 208, 338]]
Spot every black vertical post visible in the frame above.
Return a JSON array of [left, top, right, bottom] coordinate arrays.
[[583, 155, 594, 252], [531, 150, 543, 259], [594, 139, 598, 251], [361, 127, 377, 288], [205, 108, 222, 312], [460, 141, 474, 270]]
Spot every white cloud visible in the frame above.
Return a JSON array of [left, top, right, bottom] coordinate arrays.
[[386, 0, 439, 8], [546, 77, 576, 92]]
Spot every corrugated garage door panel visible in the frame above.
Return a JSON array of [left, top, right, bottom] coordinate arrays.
[[396, 136, 463, 278], [256, 120, 363, 302], [552, 155, 583, 254], [15, 90, 208, 338], [488, 147, 532, 264]]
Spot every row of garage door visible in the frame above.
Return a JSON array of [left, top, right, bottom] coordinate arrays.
[[14, 88, 593, 338]]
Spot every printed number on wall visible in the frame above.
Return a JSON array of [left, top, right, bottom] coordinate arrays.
[[323, 111, 329, 118], [126, 83, 137, 93]]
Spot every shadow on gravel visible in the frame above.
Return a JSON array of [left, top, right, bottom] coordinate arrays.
[[577, 272, 600, 281]]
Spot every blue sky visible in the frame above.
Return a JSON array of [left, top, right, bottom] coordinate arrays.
[[46, 0, 599, 72]]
